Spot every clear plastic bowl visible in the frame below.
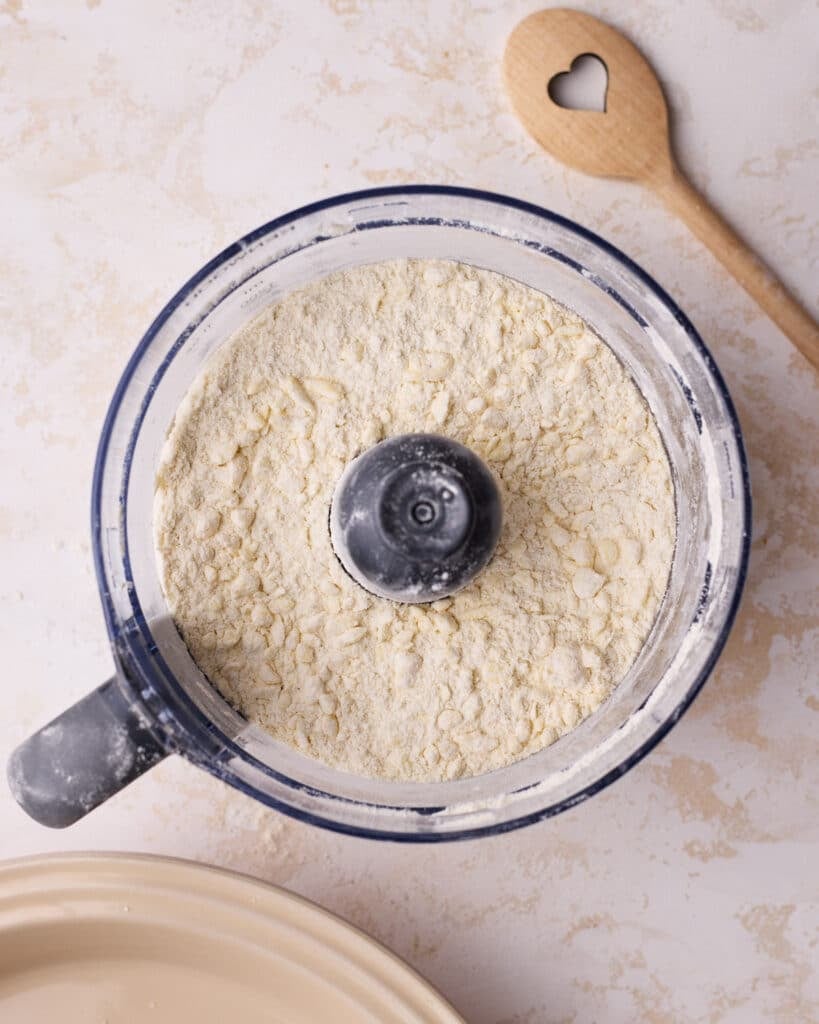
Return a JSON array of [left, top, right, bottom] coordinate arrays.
[[8, 187, 750, 839]]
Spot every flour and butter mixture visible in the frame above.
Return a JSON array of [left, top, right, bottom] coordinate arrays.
[[154, 260, 675, 781]]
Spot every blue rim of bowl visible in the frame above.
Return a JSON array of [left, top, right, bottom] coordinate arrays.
[[91, 185, 752, 842]]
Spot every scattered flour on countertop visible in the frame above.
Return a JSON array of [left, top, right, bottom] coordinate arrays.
[[154, 259, 675, 782]]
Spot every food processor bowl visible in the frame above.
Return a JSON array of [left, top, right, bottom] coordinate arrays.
[[8, 187, 750, 839]]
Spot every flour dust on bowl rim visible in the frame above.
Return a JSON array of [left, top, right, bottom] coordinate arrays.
[[7, 186, 751, 840]]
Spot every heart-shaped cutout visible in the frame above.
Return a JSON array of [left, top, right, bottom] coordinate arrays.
[[547, 53, 608, 112]]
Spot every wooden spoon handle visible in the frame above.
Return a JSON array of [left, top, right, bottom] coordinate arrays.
[[655, 166, 819, 370]]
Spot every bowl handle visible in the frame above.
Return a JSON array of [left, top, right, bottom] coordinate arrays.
[[7, 675, 167, 828]]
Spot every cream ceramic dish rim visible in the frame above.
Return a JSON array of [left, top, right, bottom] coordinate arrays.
[[0, 851, 464, 1023]]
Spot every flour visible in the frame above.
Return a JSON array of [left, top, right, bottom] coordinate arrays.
[[154, 260, 675, 782]]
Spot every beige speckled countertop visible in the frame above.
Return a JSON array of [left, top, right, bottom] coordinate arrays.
[[1, 2, 817, 1021]]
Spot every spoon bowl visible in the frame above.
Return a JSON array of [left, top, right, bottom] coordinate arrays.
[[505, 8, 672, 183]]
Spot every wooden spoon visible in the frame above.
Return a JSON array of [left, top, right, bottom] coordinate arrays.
[[503, 8, 819, 370]]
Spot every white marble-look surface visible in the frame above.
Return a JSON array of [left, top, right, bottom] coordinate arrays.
[[1, 2, 817, 1021]]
